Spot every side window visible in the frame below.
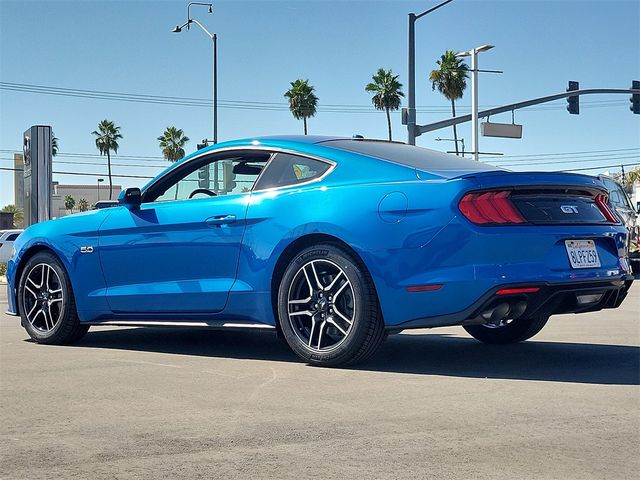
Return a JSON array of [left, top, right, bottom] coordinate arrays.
[[254, 153, 331, 190], [6, 233, 20, 241], [149, 154, 269, 203]]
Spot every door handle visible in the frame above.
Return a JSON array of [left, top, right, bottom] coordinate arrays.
[[206, 214, 236, 227]]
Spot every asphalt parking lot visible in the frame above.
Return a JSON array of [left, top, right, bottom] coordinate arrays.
[[1, 284, 638, 480]]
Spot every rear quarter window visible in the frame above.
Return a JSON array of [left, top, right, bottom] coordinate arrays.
[[254, 153, 331, 190]]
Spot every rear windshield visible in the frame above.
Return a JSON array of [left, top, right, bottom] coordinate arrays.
[[321, 139, 500, 172]]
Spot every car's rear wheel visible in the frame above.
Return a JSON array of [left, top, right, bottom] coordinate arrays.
[[18, 251, 89, 344], [277, 244, 385, 366], [463, 315, 549, 344]]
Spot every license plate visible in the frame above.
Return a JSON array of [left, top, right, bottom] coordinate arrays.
[[565, 239, 601, 269]]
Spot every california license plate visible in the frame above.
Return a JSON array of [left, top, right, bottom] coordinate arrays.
[[565, 239, 601, 269]]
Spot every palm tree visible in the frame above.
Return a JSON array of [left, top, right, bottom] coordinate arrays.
[[366, 68, 404, 141], [626, 167, 640, 185], [158, 127, 190, 162], [284, 79, 318, 135], [1, 204, 24, 228], [78, 198, 90, 212], [92, 120, 123, 200], [64, 195, 75, 213], [429, 50, 469, 155], [51, 134, 59, 156]]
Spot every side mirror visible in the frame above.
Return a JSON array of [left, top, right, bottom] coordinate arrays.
[[118, 187, 142, 209]]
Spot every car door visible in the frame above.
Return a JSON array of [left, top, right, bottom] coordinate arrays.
[[97, 152, 266, 314]]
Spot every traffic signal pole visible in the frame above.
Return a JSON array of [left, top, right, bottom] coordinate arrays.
[[406, 0, 455, 145], [415, 86, 640, 136]]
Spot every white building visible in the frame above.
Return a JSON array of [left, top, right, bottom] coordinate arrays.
[[52, 182, 121, 218]]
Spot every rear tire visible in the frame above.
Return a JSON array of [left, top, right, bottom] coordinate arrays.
[[18, 251, 89, 345], [277, 244, 385, 366], [463, 315, 549, 344]]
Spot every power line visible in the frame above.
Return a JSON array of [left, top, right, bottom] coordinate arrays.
[[1, 147, 638, 170], [3, 146, 639, 165], [496, 155, 639, 168], [0, 81, 629, 114], [3, 161, 637, 180], [0, 149, 167, 163], [560, 162, 640, 173], [0, 157, 168, 169], [498, 147, 640, 159], [0, 166, 154, 179]]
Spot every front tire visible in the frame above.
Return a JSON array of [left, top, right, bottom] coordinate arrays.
[[277, 244, 385, 366], [463, 315, 549, 344], [18, 251, 89, 344]]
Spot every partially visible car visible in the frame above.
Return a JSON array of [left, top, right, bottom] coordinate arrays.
[[597, 175, 638, 229], [597, 175, 639, 274], [0, 229, 23, 263]]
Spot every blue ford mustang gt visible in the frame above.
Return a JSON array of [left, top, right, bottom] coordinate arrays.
[[6, 136, 634, 366]]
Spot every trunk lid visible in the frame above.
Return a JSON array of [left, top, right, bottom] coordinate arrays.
[[455, 171, 619, 226]]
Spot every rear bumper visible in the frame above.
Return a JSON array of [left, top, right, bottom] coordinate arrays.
[[394, 276, 634, 330]]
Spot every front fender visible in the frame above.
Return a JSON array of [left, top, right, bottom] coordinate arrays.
[[7, 210, 113, 321]]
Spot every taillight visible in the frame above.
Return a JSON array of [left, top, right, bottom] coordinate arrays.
[[459, 191, 526, 225], [594, 194, 619, 223]]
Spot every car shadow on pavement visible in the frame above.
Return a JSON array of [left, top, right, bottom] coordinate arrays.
[[68, 327, 640, 386]]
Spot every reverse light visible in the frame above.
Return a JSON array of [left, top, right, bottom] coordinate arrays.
[[459, 191, 526, 225], [594, 194, 619, 223], [576, 293, 604, 305]]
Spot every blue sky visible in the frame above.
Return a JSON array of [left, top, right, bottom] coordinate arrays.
[[1, 0, 639, 207]]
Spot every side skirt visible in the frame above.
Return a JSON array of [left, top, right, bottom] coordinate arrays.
[[85, 320, 276, 330]]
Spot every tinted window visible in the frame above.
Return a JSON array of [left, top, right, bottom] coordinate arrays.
[[6, 233, 19, 241], [254, 153, 331, 190], [321, 139, 500, 172]]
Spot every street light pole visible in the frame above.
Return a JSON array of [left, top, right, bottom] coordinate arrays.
[[407, 0, 455, 145], [172, 2, 217, 144], [457, 44, 494, 160], [471, 49, 478, 161]]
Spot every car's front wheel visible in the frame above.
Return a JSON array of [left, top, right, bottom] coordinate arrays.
[[277, 244, 385, 366], [18, 251, 89, 344], [463, 315, 549, 344]]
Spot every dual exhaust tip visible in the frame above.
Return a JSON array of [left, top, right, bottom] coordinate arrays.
[[469, 292, 604, 327], [463, 300, 528, 327], [481, 301, 528, 326]]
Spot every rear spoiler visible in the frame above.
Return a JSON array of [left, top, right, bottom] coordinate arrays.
[[454, 170, 608, 193]]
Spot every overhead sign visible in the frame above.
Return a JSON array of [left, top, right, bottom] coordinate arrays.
[[480, 122, 523, 139]]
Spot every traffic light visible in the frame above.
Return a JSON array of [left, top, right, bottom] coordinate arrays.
[[197, 139, 209, 150], [631, 80, 640, 114], [198, 166, 210, 189], [566, 81, 579, 115], [223, 161, 236, 193]]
